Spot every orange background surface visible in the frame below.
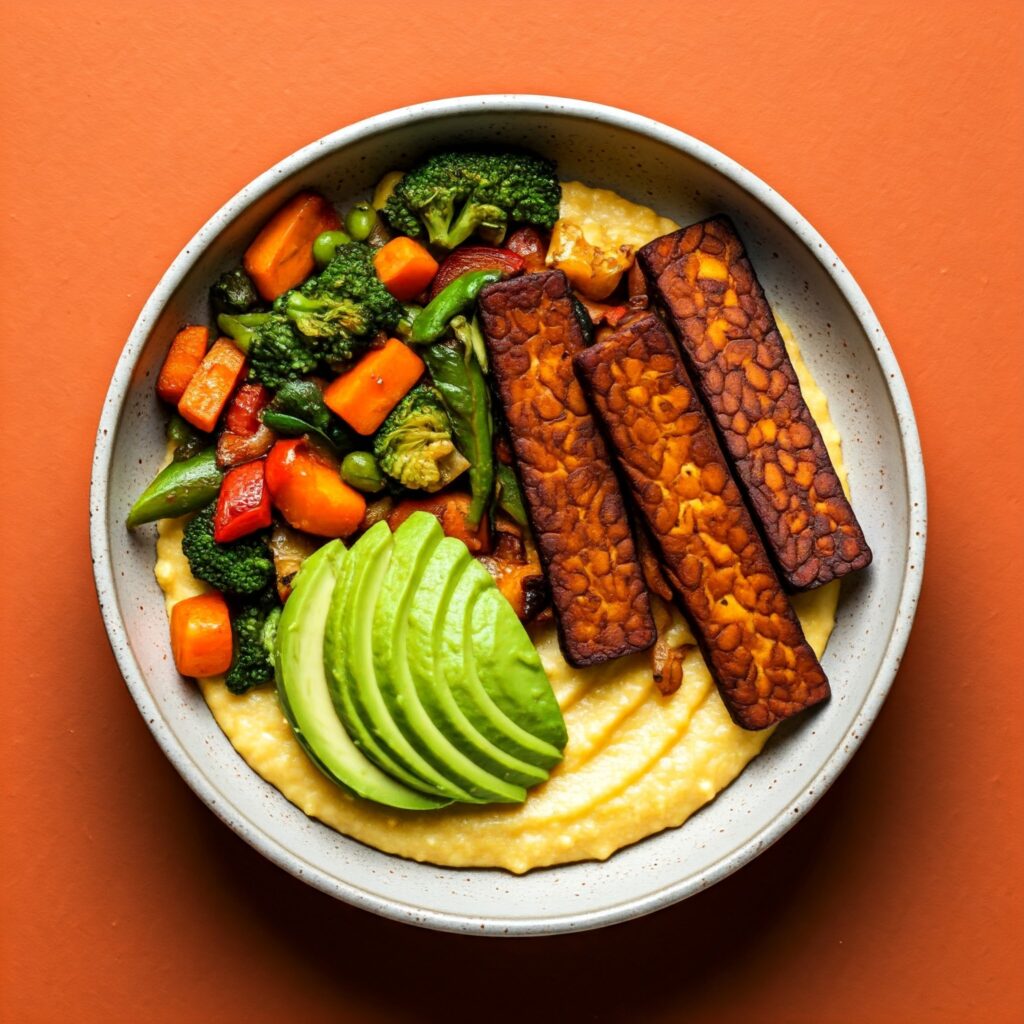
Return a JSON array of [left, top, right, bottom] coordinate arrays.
[[2, 1, 1022, 1021]]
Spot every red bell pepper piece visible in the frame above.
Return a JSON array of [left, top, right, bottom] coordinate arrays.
[[213, 459, 272, 543], [505, 227, 548, 273], [224, 383, 270, 437], [428, 246, 525, 299]]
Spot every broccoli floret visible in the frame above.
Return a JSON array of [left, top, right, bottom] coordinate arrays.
[[225, 600, 281, 694], [182, 504, 274, 596], [383, 152, 560, 250], [218, 244, 403, 385], [278, 242, 404, 365], [211, 267, 260, 315], [372, 383, 469, 492]]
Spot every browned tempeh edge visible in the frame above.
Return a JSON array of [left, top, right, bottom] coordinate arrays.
[[478, 270, 656, 668], [574, 313, 829, 729], [638, 217, 872, 590]]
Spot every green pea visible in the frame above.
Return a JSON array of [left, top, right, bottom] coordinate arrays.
[[312, 229, 352, 267], [340, 451, 386, 494], [345, 202, 379, 243]]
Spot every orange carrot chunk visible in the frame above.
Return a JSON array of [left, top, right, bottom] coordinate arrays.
[[177, 338, 247, 433], [157, 325, 210, 404], [264, 438, 366, 538], [323, 338, 425, 435], [170, 592, 233, 678], [243, 192, 341, 301], [373, 237, 439, 301]]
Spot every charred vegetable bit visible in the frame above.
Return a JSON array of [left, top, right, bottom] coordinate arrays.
[[182, 503, 274, 596], [372, 383, 469, 492], [269, 523, 320, 601], [225, 597, 280, 694], [428, 246, 524, 299], [383, 152, 560, 250], [127, 448, 223, 528], [167, 412, 205, 463], [422, 334, 493, 525], [210, 267, 260, 315]]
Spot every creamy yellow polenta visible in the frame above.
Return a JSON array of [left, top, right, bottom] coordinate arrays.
[[153, 187, 846, 874]]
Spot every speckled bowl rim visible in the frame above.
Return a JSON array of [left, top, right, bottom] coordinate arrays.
[[90, 95, 926, 936]]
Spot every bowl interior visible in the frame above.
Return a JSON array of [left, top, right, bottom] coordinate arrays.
[[93, 98, 922, 935]]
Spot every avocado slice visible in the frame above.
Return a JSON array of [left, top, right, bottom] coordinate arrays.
[[407, 535, 550, 789], [275, 541, 447, 811], [436, 558, 565, 770], [471, 586, 568, 751], [373, 513, 527, 803], [324, 521, 475, 802]]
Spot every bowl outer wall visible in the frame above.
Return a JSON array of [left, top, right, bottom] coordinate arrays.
[[90, 95, 926, 936]]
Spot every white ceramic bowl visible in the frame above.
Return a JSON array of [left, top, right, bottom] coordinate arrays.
[[90, 95, 926, 936]]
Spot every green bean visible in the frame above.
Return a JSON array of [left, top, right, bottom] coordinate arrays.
[[126, 449, 222, 528], [340, 451, 386, 494], [312, 229, 352, 267], [410, 269, 502, 344], [423, 337, 493, 526], [494, 463, 527, 527], [344, 202, 379, 243]]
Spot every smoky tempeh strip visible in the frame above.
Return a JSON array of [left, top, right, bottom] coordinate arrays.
[[479, 271, 655, 667], [639, 218, 871, 589], [575, 314, 828, 729]]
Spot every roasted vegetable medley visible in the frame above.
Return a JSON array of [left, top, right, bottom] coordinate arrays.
[[130, 151, 566, 692]]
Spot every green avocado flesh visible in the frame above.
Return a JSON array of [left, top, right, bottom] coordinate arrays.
[[406, 537, 549, 789], [373, 515, 527, 803], [274, 541, 448, 811], [437, 558, 565, 770], [285, 511, 565, 809], [325, 521, 471, 801]]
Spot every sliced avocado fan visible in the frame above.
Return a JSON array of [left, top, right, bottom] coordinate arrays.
[[275, 541, 449, 811], [280, 511, 566, 810]]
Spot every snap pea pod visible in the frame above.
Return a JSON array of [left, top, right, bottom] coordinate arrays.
[[410, 269, 502, 344], [126, 448, 222, 528], [494, 463, 527, 528], [423, 339, 493, 526]]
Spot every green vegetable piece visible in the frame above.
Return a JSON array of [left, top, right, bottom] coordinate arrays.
[[210, 267, 260, 315], [571, 295, 595, 347], [494, 463, 527, 527], [181, 503, 274, 596], [226, 596, 278, 694], [166, 413, 205, 463], [382, 152, 560, 250], [341, 451, 386, 494], [216, 311, 272, 354], [395, 304, 422, 341], [312, 230, 352, 267], [410, 269, 502, 344], [126, 448, 223, 528], [370, 513, 525, 802], [422, 338, 493, 526], [344, 202, 378, 243], [451, 312, 488, 372], [266, 380, 357, 454], [276, 540, 448, 810], [372, 383, 468, 493]]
